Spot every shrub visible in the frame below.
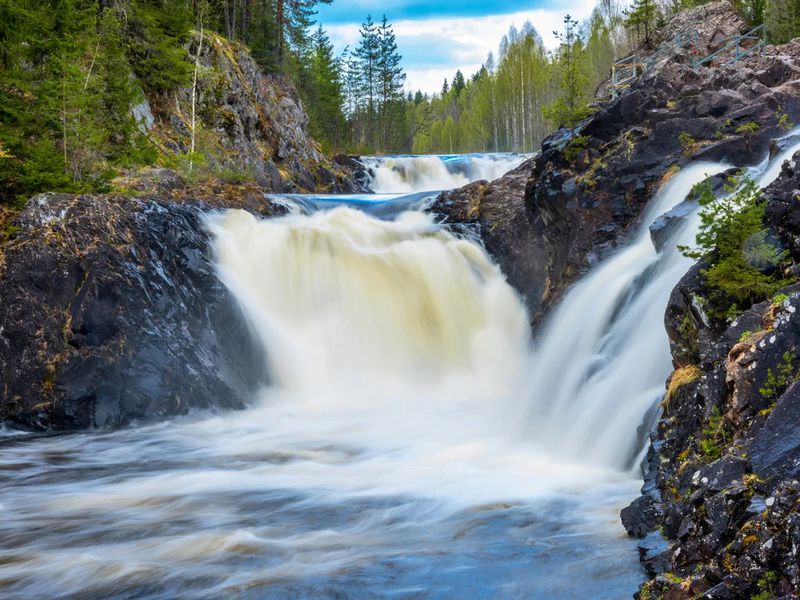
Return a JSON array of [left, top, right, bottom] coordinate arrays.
[[563, 135, 589, 162], [678, 131, 696, 156], [734, 121, 759, 135], [680, 176, 791, 317], [759, 350, 799, 400]]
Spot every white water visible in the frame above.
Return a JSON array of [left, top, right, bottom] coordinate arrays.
[[529, 133, 800, 471], [4, 144, 798, 598], [363, 153, 527, 193]]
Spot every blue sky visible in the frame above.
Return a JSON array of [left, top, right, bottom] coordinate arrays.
[[317, 0, 596, 93]]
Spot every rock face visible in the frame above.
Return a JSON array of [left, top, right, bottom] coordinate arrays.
[[0, 193, 267, 431], [623, 154, 800, 599], [429, 158, 547, 311], [435, 1, 800, 326], [132, 31, 357, 193]]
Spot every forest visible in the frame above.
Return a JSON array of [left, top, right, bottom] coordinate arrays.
[[0, 0, 794, 201]]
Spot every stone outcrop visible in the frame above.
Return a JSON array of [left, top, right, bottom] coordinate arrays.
[[622, 154, 800, 599], [127, 31, 358, 193], [0, 193, 269, 431], [429, 158, 547, 311], [434, 1, 800, 326]]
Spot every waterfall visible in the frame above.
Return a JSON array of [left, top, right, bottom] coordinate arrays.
[[362, 153, 527, 193], [528, 135, 800, 471], [208, 206, 531, 411]]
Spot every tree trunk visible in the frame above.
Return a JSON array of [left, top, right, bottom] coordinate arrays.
[[277, 0, 284, 64]]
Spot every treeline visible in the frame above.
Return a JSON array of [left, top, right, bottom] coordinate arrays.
[[0, 0, 339, 202], [408, 8, 624, 154]]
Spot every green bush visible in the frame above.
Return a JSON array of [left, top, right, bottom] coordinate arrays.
[[680, 176, 791, 317]]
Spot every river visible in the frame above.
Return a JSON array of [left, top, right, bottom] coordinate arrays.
[[3, 147, 797, 599]]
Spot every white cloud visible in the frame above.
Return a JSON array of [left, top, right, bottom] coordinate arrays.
[[323, 2, 598, 94]]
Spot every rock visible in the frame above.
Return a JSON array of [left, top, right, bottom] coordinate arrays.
[[697, 456, 750, 493], [622, 494, 662, 538], [650, 198, 698, 252], [429, 158, 547, 311], [627, 151, 800, 596], [142, 32, 360, 193], [0, 193, 267, 431], [749, 382, 800, 484]]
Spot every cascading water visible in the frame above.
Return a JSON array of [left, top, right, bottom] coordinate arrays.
[[528, 133, 800, 472], [2, 146, 798, 599], [363, 153, 527, 193]]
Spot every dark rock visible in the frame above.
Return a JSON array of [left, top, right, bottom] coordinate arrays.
[[623, 494, 662, 538], [0, 193, 267, 431], [749, 382, 800, 484]]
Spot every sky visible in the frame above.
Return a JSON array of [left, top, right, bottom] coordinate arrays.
[[317, 0, 597, 94]]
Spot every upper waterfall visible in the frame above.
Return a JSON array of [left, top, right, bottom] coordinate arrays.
[[362, 153, 528, 193]]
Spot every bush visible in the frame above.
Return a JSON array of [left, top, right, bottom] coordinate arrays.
[[680, 175, 791, 317]]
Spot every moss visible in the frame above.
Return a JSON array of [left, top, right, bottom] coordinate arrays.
[[563, 135, 589, 162], [700, 405, 730, 461], [776, 108, 794, 131]]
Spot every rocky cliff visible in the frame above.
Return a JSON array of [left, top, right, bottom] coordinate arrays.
[[622, 153, 800, 600], [0, 193, 270, 431], [122, 31, 357, 194], [433, 1, 800, 325]]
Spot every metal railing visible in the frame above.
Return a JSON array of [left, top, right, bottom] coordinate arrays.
[[610, 24, 767, 98], [691, 24, 766, 68]]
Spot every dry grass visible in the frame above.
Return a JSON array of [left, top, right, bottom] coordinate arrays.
[[663, 364, 702, 410]]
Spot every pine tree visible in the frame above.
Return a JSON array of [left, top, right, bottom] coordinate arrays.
[[354, 15, 380, 149], [306, 25, 347, 150], [452, 70, 466, 96], [623, 0, 659, 46], [377, 15, 406, 150], [543, 15, 591, 129]]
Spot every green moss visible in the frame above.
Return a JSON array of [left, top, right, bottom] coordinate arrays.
[[776, 108, 794, 131], [563, 135, 589, 162]]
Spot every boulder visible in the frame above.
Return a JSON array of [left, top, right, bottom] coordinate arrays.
[[0, 193, 267, 431]]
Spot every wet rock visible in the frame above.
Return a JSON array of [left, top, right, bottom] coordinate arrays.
[[627, 151, 800, 596], [430, 158, 547, 311], [0, 193, 267, 431]]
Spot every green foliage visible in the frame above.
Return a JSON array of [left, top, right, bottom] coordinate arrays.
[[624, 0, 660, 46], [564, 135, 589, 162], [773, 292, 790, 303], [766, 0, 800, 43], [776, 108, 794, 131], [679, 131, 696, 156], [543, 15, 592, 129], [752, 571, 778, 600], [759, 350, 799, 399], [680, 176, 791, 317], [735, 121, 760, 135], [126, 0, 193, 94], [701, 406, 730, 461]]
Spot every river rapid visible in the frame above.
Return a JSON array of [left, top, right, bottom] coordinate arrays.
[[10, 147, 799, 599]]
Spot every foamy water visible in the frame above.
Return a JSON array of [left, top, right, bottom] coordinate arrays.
[[18, 142, 800, 597]]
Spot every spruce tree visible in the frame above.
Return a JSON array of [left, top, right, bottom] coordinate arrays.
[[354, 15, 380, 149], [377, 15, 406, 150]]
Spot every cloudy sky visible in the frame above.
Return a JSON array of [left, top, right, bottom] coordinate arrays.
[[317, 0, 597, 94]]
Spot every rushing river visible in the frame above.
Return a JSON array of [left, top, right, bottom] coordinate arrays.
[[2, 148, 798, 599]]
